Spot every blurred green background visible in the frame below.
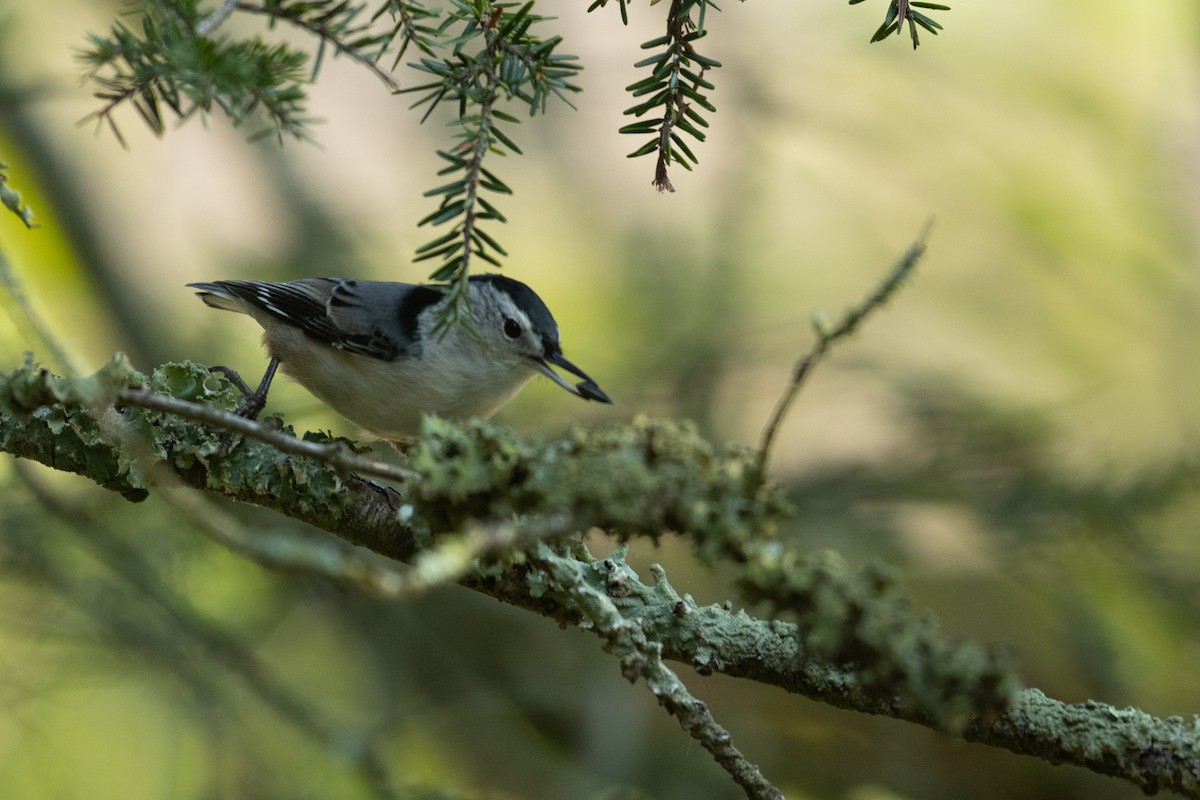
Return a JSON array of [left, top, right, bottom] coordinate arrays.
[[1, 1, 1199, 798]]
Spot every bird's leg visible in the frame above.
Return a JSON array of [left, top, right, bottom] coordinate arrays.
[[209, 358, 280, 420], [208, 366, 256, 397]]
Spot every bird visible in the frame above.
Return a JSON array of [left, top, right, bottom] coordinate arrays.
[[188, 274, 611, 442]]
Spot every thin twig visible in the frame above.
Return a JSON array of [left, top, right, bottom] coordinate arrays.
[[452, 89, 494, 297], [896, 0, 911, 32], [160, 486, 423, 595], [197, 0, 240, 36], [0, 247, 80, 377], [168, 487, 574, 600], [119, 387, 418, 483], [452, 6, 501, 296], [653, 0, 685, 193], [755, 219, 932, 483], [234, 1, 402, 92], [537, 552, 785, 800]]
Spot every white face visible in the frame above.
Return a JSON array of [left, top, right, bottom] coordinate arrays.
[[405, 277, 602, 413], [460, 278, 609, 403], [466, 282, 557, 366]]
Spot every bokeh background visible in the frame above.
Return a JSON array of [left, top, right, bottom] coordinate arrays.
[[1, 1, 1199, 798]]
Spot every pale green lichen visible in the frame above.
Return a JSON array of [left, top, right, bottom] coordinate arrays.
[[739, 544, 1018, 732], [975, 689, 1200, 795], [405, 415, 1017, 730], [6, 355, 1199, 795], [406, 415, 788, 563], [0, 354, 150, 500], [0, 351, 141, 412], [0, 356, 352, 512], [152, 360, 242, 408], [3, 355, 1017, 735], [0, 164, 36, 228], [527, 541, 786, 800], [127, 361, 352, 515]]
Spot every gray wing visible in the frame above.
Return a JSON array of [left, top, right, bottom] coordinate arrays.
[[190, 278, 443, 362]]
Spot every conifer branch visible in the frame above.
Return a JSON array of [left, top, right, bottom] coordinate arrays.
[[1, 358, 1197, 797]]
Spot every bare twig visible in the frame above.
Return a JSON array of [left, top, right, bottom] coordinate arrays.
[[755, 220, 932, 483], [0, 247, 80, 377], [168, 487, 576, 600]]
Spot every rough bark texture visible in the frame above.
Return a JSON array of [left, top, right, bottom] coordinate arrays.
[[2, 355, 1198, 798]]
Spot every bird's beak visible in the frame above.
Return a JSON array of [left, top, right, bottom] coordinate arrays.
[[530, 351, 613, 404]]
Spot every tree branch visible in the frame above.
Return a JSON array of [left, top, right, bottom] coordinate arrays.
[[197, 0, 239, 37], [233, 1, 402, 92], [120, 385, 418, 484], [2, 355, 1198, 798], [756, 220, 931, 482], [537, 549, 784, 800]]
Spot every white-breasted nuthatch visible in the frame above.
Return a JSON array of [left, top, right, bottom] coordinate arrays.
[[188, 274, 611, 442]]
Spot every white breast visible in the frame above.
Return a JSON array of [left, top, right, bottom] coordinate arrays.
[[263, 325, 533, 441]]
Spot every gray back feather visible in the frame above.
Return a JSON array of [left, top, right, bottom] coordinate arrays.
[[192, 278, 443, 362]]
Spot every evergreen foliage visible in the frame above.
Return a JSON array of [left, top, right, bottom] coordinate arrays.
[[77, 0, 950, 300]]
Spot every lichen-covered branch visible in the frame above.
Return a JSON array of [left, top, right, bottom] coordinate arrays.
[[536, 547, 784, 800], [122, 385, 417, 483], [2, 355, 1199, 798], [487, 550, 1200, 798], [965, 691, 1200, 796]]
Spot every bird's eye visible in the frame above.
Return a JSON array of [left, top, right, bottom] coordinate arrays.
[[503, 317, 522, 339]]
